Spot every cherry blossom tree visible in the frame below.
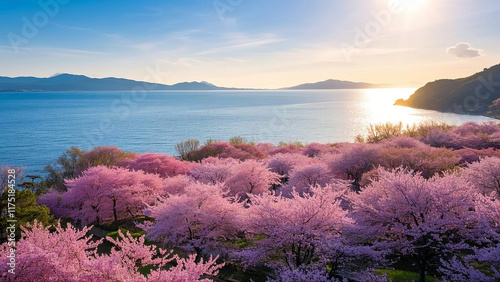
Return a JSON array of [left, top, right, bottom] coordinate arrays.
[[349, 169, 483, 282], [89, 229, 223, 282], [188, 157, 239, 185], [62, 166, 163, 225], [459, 134, 500, 150], [451, 121, 499, 137], [423, 122, 500, 150], [439, 203, 500, 282], [268, 144, 304, 155], [37, 190, 68, 218], [303, 143, 338, 158], [267, 265, 337, 282], [240, 185, 351, 270], [0, 221, 100, 281], [225, 160, 281, 198], [421, 128, 458, 149], [473, 246, 500, 279], [328, 143, 382, 191], [266, 153, 313, 177], [230, 143, 266, 159], [286, 163, 337, 195], [141, 182, 243, 256], [476, 191, 500, 235], [160, 174, 192, 196], [268, 266, 388, 282], [462, 157, 500, 197], [266, 153, 313, 191], [256, 142, 275, 155], [380, 136, 428, 149], [188, 142, 263, 161], [379, 147, 459, 178], [454, 148, 500, 164], [439, 251, 499, 282], [119, 153, 194, 178], [0, 220, 222, 281]]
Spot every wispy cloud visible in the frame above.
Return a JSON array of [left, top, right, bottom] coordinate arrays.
[[224, 57, 247, 63], [167, 29, 217, 42], [47, 48, 112, 56], [0, 45, 110, 56], [129, 29, 217, 53], [197, 34, 284, 55], [159, 57, 204, 68], [131, 41, 165, 52], [50, 22, 121, 40]]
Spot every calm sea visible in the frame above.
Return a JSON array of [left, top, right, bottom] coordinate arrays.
[[0, 89, 495, 175]]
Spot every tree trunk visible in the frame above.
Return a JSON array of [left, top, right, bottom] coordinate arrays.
[[194, 246, 202, 263], [112, 198, 118, 226], [419, 257, 426, 282]]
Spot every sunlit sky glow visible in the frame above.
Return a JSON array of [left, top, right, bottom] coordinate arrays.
[[1, 0, 499, 88]]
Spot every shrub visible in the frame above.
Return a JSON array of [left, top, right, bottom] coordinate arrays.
[[175, 139, 200, 160]]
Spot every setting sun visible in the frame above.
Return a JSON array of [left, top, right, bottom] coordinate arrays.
[[400, 0, 429, 12]]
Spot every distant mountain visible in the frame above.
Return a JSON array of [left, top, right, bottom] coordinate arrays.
[[284, 79, 387, 90], [394, 64, 500, 118], [0, 74, 239, 92]]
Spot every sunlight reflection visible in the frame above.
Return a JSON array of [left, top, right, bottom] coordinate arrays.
[[361, 88, 433, 126]]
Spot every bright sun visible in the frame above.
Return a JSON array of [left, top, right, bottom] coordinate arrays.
[[400, 0, 429, 13]]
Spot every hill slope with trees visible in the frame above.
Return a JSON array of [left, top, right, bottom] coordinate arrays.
[[395, 64, 500, 118]]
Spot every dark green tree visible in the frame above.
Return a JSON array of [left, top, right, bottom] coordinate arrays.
[[0, 189, 55, 242], [18, 174, 45, 195]]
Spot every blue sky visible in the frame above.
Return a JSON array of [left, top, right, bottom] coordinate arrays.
[[1, 0, 500, 88]]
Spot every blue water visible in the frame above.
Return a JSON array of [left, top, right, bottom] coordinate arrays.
[[0, 89, 495, 175]]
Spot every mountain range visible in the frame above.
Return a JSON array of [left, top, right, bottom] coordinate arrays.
[[0, 74, 239, 92], [0, 74, 386, 92], [394, 63, 500, 118], [283, 79, 386, 90], [4, 69, 499, 119]]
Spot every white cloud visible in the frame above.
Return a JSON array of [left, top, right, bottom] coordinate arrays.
[[446, 42, 483, 58]]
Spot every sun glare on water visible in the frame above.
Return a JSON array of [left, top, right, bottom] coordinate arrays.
[[362, 88, 424, 125]]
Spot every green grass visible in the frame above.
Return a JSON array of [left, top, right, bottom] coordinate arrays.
[[375, 269, 436, 282], [105, 228, 146, 240]]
